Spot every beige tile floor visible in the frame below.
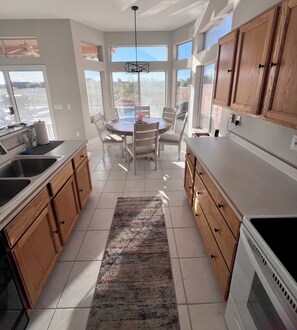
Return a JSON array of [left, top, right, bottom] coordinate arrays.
[[27, 138, 228, 330]]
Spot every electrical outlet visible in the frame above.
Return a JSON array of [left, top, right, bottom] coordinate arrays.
[[290, 135, 297, 152], [229, 113, 235, 123], [235, 115, 241, 125]]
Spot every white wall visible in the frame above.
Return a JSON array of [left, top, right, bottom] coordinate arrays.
[[0, 19, 86, 141], [70, 20, 105, 140]]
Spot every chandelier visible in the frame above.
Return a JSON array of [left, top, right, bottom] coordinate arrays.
[[125, 6, 149, 74]]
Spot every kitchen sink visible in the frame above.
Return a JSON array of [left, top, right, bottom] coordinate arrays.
[[0, 179, 31, 207], [0, 157, 57, 177]]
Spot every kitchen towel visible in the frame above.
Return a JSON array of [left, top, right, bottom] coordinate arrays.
[[34, 121, 49, 145]]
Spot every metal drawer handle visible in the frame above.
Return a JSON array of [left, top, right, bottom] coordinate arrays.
[[53, 230, 59, 234], [214, 228, 220, 233], [227, 69, 232, 72], [195, 213, 199, 217], [218, 203, 224, 209], [198, 172, 204, 176], [210, 254, 215, 259], [270, 62, 277, 67], [258, 63, 265, 68], [80, 155, 84, 158], [60, 220, 65, 224], [197, 191, 203, 195], [79, 189, 83, 192]]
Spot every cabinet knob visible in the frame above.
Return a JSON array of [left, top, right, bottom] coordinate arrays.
[[258, 64, 265, 68], [270, 62, 277, 67], [227, 69, 232, 72], [198, 172, 203, 176], [197, 191, 203, 195], [214, 228, 220, 233], [217, 203, 224, 209], [53, 230, 59, 234], [60, 220, 65, 224], [195, 213, 199, 217], [210, 254, 215, 259], [79, 189, 83, 192]]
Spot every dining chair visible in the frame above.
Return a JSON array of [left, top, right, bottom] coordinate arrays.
[[158, 112, 188, 160], [162, 107, 177, 131], [126, 122, 159, 174], [93, 113, 124, 159], [135, 106, 150, 118]]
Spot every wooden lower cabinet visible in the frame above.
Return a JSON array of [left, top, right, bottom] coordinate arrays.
[[193, 198, 231, 298], [186, 144, 240, 300], [12, 204, 61, 307], [184, 146, 195, 205], [75, 157, 92, 209], [2, 145, 92, 309], [52, 175, 80, 244]]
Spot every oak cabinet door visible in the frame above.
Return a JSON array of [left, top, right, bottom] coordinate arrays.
[[53, 176, 80, 244], [213, 30, 238, 107], [12, 205, 61, 307], [231, 7, 278, 114], [75, 157, 92, 209], [262, 0, 297, 129]]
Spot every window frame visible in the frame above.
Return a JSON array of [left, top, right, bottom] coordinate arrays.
[[176, 40, 193, 60]]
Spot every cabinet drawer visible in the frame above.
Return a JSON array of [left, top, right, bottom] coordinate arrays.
[[196, 160, 240, 238], [4, 187, 49, 248], [195, 174, 237, 270], [186, 145, 195, 167], [193, 195, 230, 299], [49, 161, 73, 196], [72, 146, 87, 169]]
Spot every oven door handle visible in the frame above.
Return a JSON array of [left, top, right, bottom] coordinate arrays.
[[240, 229, 297, 329]]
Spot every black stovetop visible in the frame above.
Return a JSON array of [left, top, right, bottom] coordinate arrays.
[[250, 217, 297, 282]]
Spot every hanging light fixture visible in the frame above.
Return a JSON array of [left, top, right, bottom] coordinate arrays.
[[125, 6, 149, 73]]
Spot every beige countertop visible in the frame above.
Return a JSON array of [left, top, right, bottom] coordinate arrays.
[[185, 136, 297, 219], [0, 140, 87, 230]]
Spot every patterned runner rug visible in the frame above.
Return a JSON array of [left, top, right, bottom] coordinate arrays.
[[86, 196, 180, 329]]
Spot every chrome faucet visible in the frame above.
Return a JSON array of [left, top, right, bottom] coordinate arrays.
[[0, 142, 8, 155]]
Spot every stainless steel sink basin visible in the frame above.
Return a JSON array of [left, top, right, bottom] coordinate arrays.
[[0, 179, 31, 207], [0, 157, 57, 177]]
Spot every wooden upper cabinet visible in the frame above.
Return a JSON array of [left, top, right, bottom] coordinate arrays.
[[230, 7, 278, 114], [262, 0, 297, 129], [213, 30, 238, 107]]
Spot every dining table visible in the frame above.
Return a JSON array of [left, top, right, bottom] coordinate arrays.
[[105, 117, 172, 136]]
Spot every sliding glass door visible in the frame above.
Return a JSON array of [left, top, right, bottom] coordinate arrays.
[[0, 67, 55, 138]]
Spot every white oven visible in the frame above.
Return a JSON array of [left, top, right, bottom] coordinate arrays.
[[225, 216, 297, 330]]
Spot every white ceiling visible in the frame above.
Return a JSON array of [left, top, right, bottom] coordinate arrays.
[[0, 0, 209, 32]]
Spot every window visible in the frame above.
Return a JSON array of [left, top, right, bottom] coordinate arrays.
[[177, 41, 192, 60], [0, 69, 55, 138], [199, 64, 222, 134], [204, 13, 233, 49], [110, 46, 167, 62], [81, 42, 103, 62], [84, 71, 104, 117], [176, 69, 191, 121], [0, 39, 40, 57], [112, 72, 166, 118]]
